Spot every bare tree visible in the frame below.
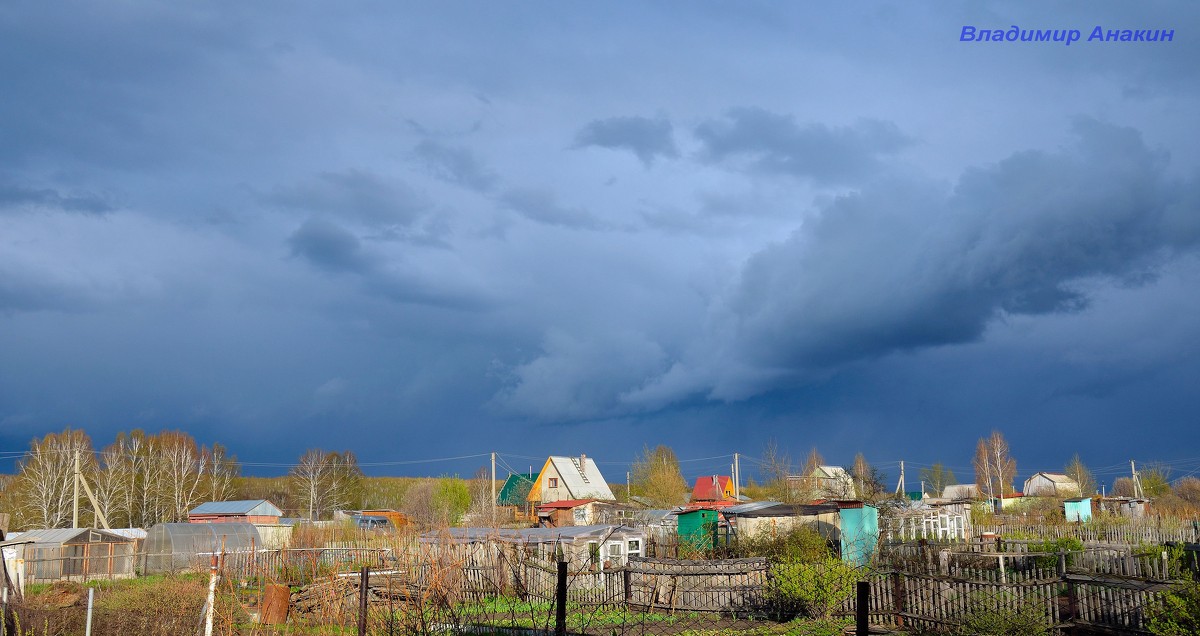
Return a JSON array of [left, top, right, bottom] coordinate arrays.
[[759, 440, 795, 502], [974, 431, 1016, 500], [918, 463, 957, 497], [13, 429, 95, 528], [290, 449, 364, 520], [1063, 454, 1096, 496], [851, 453, 885, 500]]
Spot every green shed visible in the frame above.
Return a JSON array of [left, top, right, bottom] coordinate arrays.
[[838, 505, 879, 567], [677, 509, 719, 553], [1064, 497, 1092, 522]]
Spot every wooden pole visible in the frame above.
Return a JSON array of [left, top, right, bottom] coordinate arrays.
[[856, 581, 870, 636], [491, 452, 497, 527], [554, 560, 568, 636], [357, 566, 370, 636]]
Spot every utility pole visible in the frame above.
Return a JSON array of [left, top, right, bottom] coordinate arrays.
[[491, 452, 497, 527], [73, 451, 80, 528], [895, 461, 905, 496], [733, 453, 741, 500], [1131, 460, 1144, 499], [626, 471, 631, 500]]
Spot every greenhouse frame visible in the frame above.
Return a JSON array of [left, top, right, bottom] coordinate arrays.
[[141, 522, 261, 574]]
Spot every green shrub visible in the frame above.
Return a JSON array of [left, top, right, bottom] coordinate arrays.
[[768, 556, 858, 620], [1146, 579, 1200, 636], [1029, 537, 1083, 569], [956, 591, 1050, 636]]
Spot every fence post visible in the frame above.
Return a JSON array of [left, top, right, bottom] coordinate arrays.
[[856, 581, 870, 636], [357, 566, 370, 636], [623, 567, 632, 604], [85, 586, 94, 636], [890, 571, 905, 628], [555, 560, 568, 636]]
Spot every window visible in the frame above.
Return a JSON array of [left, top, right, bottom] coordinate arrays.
[[588, 541, 600, 564], [549, 477, 558, 488], [627, 539, 641, 554]]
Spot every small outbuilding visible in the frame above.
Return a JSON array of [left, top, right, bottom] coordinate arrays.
[[423, 525, 645, 568], [537, 499, 607, 527], [188, 499, 283, 524], [1064, 497, 1093, 522], [4, 528, 136, 585]]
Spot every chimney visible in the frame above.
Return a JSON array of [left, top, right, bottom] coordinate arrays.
[[580, 453, 586, 466]]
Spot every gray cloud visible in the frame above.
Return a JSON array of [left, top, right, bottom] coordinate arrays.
[[695, 109, 912, 184], [725, 119, 1198, 381], [269, 170, 428, 229], [287, 217, 489, 310], [0, 182, 114, 215], [574, 115, 679, 165], [414, 140, 497, 192], [499, 188, 607, 230], [288, 217, 373, 274]]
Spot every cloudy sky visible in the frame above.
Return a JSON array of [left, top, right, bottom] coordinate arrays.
[[2, 1, 1198, 488]]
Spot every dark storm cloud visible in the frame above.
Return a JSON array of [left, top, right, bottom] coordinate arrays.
[[499, 188, 607, 230], [694, 109, 912, 183], [414, 140, 498, 192], [729, 119, 1199, 373], [574, 116, 679, 166], [269, 171, 428, 229], [288, 218, 373, 274], [0, 182, 113, 215], [287, 217, 489, 310]]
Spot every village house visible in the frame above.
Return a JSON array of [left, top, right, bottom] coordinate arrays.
[[1023, 472, 1082, 498], [690, 475, 736, 502], [788, 465, 856, 499], [527, 454, 615, 504]]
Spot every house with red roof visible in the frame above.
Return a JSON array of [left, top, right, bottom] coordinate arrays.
[[690, 475, 736, 502]]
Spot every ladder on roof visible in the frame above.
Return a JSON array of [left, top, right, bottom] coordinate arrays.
[[570, 458, 590, 483]]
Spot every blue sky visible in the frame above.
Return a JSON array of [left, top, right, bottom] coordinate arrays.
[[2, 2, 1198, 489]]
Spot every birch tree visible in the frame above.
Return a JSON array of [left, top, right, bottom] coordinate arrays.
[[974, 431, 1016, 500], [13, 429, 95, 528], [290, 449, 364, 520]]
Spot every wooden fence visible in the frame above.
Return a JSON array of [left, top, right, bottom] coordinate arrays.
[[976, 522, 1200, 545]]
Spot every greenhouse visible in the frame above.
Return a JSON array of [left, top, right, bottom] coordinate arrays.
[[141, 522, 261, 574]]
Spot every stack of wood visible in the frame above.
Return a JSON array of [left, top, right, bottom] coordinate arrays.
[[288, 574, 418, 623]]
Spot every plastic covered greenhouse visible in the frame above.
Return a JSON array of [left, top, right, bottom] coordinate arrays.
[[140, 522, 261, 574]]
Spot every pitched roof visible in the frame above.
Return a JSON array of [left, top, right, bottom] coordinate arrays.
[[189, 500, 283, 517], [529, 456, 615, 501], [497, 472, 537, 506], [814, 466, 853, 481], [690, 475, 733, 501]]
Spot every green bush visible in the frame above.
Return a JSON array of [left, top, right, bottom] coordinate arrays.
[[1029, 537, 1083, 569], [1146, 579, 1200, 636], [956, 591, 1050, 636], [768, 556, 859, 620]]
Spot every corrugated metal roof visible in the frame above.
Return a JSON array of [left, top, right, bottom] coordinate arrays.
[[189, 500, 283, 516], [8, 528, 133, 545], [422, 524, 644, 544]]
